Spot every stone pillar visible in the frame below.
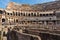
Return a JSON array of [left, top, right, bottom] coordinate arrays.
[[44, 21, 47, 25], [44, 21, 49, 29]]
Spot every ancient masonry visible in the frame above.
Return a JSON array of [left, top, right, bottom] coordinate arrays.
[[0, 1, 60, 40]]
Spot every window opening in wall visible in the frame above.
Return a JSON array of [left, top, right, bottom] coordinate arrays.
[[34, 13, 36, 16], [43, 14, 45, 16], [0, 10, 3, 14], [31, 13, 33, 16], [14, 19, 15, 23], [21, 13, 23, 16], [18, 13, 20, 16], [16, 12, 17, 16], [49, 18, 51, 20], [42, 21, 44, 24], [53, 13, 55, 16], [7, 13, 9, 15], [37, 13, 39, 16], [2, 18, 5, 22], [23, 13, 25, 16], [46, 21, 48, 24], [33, 20, 36, 22], [53, 20, 56, 24], [28, 14, 30, 16], [16, 19, 18, 23], [28, 21, 29, 23], [13, 12, 15, 16], [3, 32, 6, 36], [10, 13, 12, 16], [46, 14, 48, 16], [40, 14, 42, 16], [49, 14, 52, 16]]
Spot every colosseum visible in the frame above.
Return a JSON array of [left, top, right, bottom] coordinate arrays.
[[0, 0, 60, 40]]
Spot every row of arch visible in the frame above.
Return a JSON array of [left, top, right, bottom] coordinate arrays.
[[9, 19, 57, 25], [6, 12, 56, 17], [2, 18, 57, 26]]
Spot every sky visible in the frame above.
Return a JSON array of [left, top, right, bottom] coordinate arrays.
[[0, 0, 55, 9]]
